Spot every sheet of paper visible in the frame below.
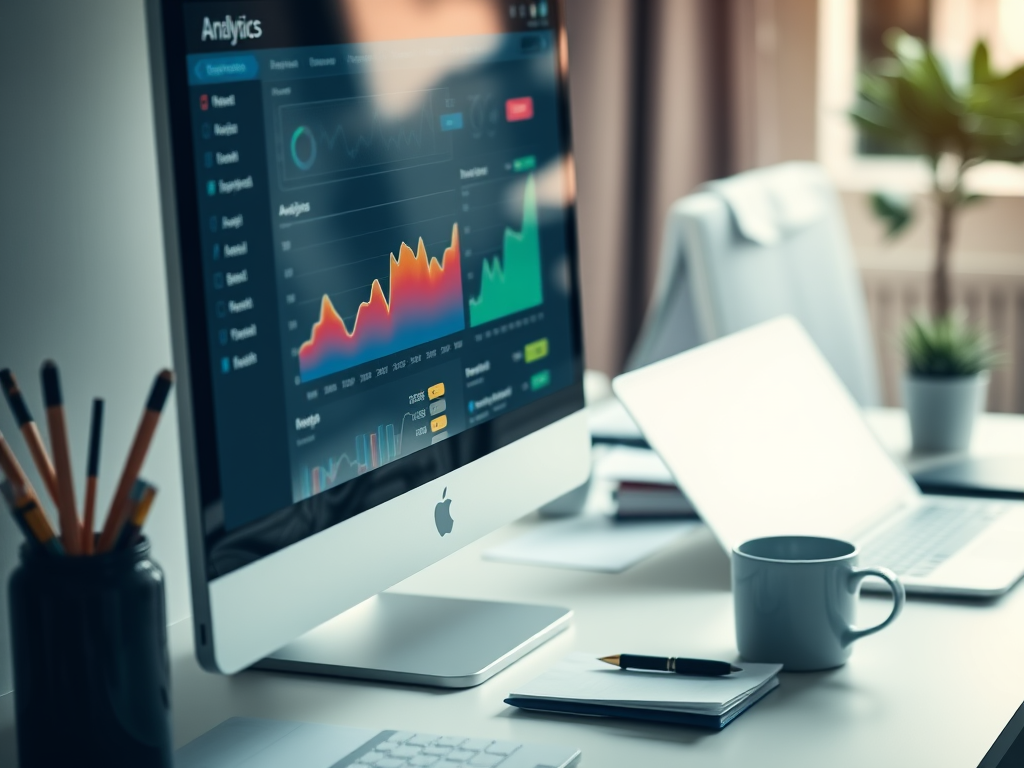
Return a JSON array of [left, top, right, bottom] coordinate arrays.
[[588, 397, 644, 442], [594, 445, 674, 485], [510, 653, 781, 713], [484, 515, 699, 573], [539, 447, 686, 517], [538, 477, 618, 517]]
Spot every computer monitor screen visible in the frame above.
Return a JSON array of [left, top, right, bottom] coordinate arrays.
[[152, 0, 587, 671]]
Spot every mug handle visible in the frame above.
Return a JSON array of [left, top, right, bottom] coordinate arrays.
[[843, 566, 906, 645]]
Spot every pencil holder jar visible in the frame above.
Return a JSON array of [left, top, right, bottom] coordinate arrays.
[[9, 537, 172, 767]]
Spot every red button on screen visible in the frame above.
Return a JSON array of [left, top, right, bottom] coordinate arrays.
[[505, 96, 534, 122]]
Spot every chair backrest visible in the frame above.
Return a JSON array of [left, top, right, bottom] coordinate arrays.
[[628, 161, 880, 406]]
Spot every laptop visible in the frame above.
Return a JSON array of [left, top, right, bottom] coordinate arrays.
[[177, 718, 580, 768], [612, 316, 1024, 598], [913, 457, 1024, 500]]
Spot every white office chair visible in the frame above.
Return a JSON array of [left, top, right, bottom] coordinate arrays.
[[628, 161, 880, 406]]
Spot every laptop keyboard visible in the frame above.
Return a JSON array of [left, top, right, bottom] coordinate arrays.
[[336, 730, 524, 768], [860, 499, 1008, 579]]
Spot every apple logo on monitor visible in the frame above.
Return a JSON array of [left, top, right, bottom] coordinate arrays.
[[435, 487, 453, 536]]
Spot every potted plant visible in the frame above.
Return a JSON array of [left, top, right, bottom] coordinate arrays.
[[851, 30, 1023, 451], [901, 314, 997, 451]]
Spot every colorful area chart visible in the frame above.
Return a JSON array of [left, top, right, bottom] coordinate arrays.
[[468, 174, 544, 327], [299, 225, 464, 381]]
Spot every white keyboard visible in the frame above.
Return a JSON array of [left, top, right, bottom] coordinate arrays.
[[177, 718, 580, 768], [861, 499, 1008, 578], [335, 731, 551, 768]]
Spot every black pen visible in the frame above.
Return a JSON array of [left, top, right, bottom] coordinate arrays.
[[599, 654, 741, 677]]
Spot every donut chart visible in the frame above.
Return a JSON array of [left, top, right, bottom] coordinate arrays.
[[289, 125, 317, 171]]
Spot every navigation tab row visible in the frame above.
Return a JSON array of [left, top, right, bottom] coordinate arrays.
[[186, 31, 555, 86]]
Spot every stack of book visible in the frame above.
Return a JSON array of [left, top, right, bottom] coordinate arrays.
[[595, 445, 696, 519], [615, 481, 694, 518]]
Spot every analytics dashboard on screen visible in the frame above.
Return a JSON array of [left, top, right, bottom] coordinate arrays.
[[178, 1, 581, 550]]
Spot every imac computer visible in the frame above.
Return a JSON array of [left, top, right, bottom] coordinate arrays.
[[147, 0, 590, 684]]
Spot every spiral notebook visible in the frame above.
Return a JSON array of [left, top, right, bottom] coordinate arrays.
[[506, 653, 781, 730]]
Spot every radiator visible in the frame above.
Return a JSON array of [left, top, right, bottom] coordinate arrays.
[[861, 268, 1024, 414]]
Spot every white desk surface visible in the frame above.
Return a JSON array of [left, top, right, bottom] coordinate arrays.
[[3, 409, 1023, 767], [863, 407, 1024, 474]]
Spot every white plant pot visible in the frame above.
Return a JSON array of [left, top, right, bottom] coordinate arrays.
[[902, 371, 990, 454]]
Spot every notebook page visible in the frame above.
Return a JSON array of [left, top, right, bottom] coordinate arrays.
[[510, 653, 781, 708]]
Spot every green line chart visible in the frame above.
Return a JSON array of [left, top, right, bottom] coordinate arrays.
[[468, 174, 544, 327]]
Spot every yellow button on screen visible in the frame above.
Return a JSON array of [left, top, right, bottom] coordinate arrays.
[[428, 383, 445, 400], [431, 414, 448, 432], [524, 338, 549, 364]]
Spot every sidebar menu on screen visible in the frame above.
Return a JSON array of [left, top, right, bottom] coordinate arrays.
[[189, 72, 293, 526]]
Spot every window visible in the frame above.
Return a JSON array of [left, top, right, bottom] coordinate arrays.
[[817, 0, 1024, 194]]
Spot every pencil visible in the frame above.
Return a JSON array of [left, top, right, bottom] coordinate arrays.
[[0, 368, 58, 505], [116, 479, 157, 550], [41, 361, 81, 555], [82, 398, 104, 555], [0, 432, 62, 554], [0, 427, 36, 496], [97, 370, 173, 553], [0, 479, 63, 555], [0, 479, 33, 546]]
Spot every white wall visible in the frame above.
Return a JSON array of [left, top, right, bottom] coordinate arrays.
[[0, 0, 191, 697]]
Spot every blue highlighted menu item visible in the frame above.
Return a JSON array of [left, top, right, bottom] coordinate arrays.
[[191, 55, 259, 84]]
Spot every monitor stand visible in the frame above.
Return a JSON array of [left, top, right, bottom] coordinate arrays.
[[253, 592, 572, 688]]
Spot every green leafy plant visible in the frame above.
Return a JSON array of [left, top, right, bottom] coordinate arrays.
[[901, 314, 998, 377], [851, 30, 1024, 319]]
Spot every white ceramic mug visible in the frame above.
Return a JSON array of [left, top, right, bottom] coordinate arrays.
[[732, 535, 905, 671]]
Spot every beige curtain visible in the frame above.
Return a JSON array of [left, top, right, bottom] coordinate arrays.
[[566, 0, 819, 375], [565, 0, 729, 374]]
